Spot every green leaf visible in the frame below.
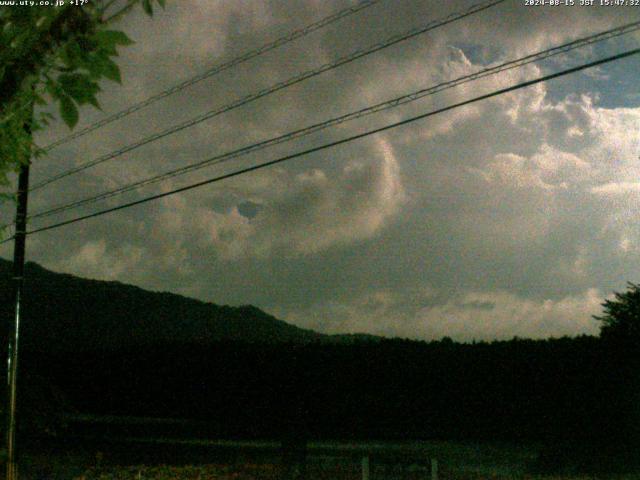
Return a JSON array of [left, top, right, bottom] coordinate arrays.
[[45, 77, 63, 99], [58, 73, 88, 94], [142, 0, 153, 16], [101, 57, 122, 84], [84, 50, 109, 78], [59, 94, 79, 129], [156, 0, 166, 8], [95, 30, 134, 47], [33, 93, 46, 106], [83, 50, 121, 84], [87, 88, 101, 107], [58, 73, 99, 105], [61, 42, 82, 68], [88, 95, 100, 109]]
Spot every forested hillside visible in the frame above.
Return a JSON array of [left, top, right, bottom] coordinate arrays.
[[0, 258, 323, 353], [2, 259, 639, 472]]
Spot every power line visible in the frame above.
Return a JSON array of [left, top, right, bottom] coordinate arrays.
[[23, 20, 640, 223], [5, 46, 637, 243], [41, 0, 385, 152], [30, 0, 505, 192]]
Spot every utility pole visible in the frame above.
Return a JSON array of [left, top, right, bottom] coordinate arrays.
[[6, 146, 31, 480]]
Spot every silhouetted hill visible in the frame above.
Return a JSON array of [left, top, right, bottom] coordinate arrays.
[[0, 258, 325, 353], [5, 259, 640, 473]]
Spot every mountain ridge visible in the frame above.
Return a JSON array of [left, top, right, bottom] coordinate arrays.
[[0, 257, 351, 352]]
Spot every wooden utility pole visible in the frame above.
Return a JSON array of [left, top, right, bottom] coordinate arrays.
[[6, 154, 31, 480]]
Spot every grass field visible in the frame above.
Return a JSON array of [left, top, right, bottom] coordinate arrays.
[[13, 439, 640, 479], [67, 463, 640, 480]]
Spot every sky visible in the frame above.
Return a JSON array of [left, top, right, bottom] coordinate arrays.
[[2, 0, 640, 342]]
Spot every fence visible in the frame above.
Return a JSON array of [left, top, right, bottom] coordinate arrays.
[[59, 415, 442, 479]]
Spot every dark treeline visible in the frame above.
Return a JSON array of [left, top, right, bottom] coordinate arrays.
[[17, 335, 640, 453], [3, 260, 640, 471]]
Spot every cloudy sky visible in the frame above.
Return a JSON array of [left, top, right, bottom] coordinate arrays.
[[2, 0, 640, 341]]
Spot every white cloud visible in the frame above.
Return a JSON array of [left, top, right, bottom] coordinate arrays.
[[591, 181, 640, 196], [277, 288, 603, 342], [150, 137, 406, 261], [60, 240, 144, 280], [475, 144, 590, 191], [246, 137, 406, 256], [415, 289, 603, 341]]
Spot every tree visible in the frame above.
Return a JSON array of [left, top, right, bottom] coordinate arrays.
[[0, 0, 165, 201], [0, 0, 166, 453], [594, 282, 640, 342]]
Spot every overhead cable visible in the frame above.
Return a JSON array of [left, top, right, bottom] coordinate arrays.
[[25, 20, 640, 223], [5, 46, 637, 242], [42, 0, 385, 151], [30, 0, 505, 192]]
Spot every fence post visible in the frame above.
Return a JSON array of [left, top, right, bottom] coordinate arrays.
[[362, 455, 370, 480], [430, 458, 438, 480]]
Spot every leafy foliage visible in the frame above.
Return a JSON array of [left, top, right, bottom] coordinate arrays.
[[594, 282, 640, 341], [0, 0, 165, 199]]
